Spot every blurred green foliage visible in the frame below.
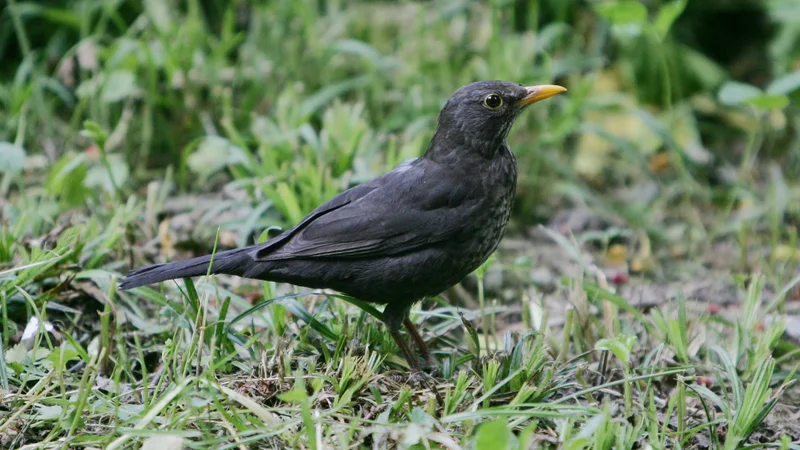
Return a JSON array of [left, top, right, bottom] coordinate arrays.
[[1, 0, 799, 242]]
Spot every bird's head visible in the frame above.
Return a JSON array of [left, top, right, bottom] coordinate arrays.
[[428, 80, 566, 159]]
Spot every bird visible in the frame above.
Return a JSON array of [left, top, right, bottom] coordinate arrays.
[[118, 80, 567, 371]]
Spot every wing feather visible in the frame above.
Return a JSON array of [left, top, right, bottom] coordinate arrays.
[[249, 158, 483, 261]]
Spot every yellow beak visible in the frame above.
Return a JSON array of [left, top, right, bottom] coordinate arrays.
[[515, 84, 568, 108]]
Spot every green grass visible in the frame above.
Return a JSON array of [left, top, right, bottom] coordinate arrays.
[[2, 0, 800, 448]]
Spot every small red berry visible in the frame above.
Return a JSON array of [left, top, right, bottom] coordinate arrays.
[[610, 273, 629, 285], [697, 377, 713, 387]]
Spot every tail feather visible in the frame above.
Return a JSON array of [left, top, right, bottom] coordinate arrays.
[[118, 248, 251, 290]]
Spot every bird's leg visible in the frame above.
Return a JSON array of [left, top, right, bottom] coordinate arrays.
[[383, 302, 421, 370], [384, 302, 443, 406], [389, 329, 422, 372], [403, 318, 435, 368], [389, 328, 443, 407]]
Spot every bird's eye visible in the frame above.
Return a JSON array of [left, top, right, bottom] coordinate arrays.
[[483, 93, 503, 110]]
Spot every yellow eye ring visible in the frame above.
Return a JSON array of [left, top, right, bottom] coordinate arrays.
[[483, 93, 503, 110]]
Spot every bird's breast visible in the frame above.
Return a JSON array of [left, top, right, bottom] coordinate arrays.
[[482, 146, 518, 246], [453, 145, 518, 271]]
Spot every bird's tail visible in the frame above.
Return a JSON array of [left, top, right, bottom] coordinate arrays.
[[118, 247, 251, 290]]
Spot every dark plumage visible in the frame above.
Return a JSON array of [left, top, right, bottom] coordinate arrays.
[[119, 80, 566, 369]]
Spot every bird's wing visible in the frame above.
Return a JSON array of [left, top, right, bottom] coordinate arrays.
[[249, 158, 484, 261]]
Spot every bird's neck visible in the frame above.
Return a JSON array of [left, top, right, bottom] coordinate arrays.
[[424, 127, 508, 165], [424, 131, 518, 199]]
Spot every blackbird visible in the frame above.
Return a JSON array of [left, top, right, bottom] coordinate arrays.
[[119, 80, 566, 370]]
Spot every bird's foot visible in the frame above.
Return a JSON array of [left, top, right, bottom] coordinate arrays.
[[408, 370, 431, 387], [408, 369, 444, 407], [420, 359, 440, 377]]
